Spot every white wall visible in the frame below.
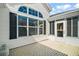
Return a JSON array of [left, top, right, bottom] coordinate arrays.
[[0, 8, 9, 44], [0, 8, 9, 55]]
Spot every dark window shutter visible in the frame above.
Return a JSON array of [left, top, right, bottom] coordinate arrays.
[[73, 17, 78, 37], [67, 18, 71, 36], [44, 21, 46, 34], [50, 21, 55, 35], [9, 12, 17, 39]]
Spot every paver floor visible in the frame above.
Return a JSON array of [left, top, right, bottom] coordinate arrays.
[[9, 40, 67, 56]]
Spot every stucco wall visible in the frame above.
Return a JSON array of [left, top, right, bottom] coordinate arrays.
[[0, 8, 9, 44]]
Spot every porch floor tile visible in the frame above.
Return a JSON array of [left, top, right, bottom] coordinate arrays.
[[9, 40, 67, 56]]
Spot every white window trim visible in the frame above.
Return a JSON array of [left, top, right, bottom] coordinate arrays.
[[78, 16, 79, 37], [17, 14, 19, 38], [71, 18, 73, 37]]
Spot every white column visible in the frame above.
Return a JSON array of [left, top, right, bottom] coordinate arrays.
[[38, 11, 39, 35], [63, 18, 67, 37], [43, 20, 44, 34], [71, 18, 73, 37], [38, 20, 39, 35], [17, 15, 18, 38], [27, 18, 29, 36], [55, 20, 57, 37], [27, 6, 29, 15]]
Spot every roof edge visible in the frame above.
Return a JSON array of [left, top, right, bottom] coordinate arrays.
[[50, 8, 79, 17], [42, 3, 52, 12]]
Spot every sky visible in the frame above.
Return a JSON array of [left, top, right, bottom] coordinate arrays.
[[49, 3, 79, 15]]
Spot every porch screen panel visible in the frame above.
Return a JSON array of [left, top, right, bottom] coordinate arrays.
[[67, 18, 71, 36], [9, 12, 17, 39], [73, 17, 78, 37]]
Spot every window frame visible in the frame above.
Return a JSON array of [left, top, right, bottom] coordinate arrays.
[[28, 18, 38, 36], [18, 15, 28, 37], [17, 15, 45, 37]]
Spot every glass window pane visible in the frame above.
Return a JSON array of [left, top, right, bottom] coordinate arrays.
[[18, 27, 27, 37], [29, 28, 37, 35], [29, 8, 33, 15], [57, 23, 63, 37], [18, 6, 27, 13], [39, 12, 43, 18], [34, 10, 38, 16], [39, 21, 44, 27], [57, 23, 63, 31], [39, 28, 43, 34], [29, 18, 37, 26], [18, 16, 27, 26], [29, 8, 38, 16]]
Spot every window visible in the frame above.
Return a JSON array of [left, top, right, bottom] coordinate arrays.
[[39, 21, 43, 27], [39, 20, 44, 34], [29, 18, 37, 26], [29, 18, 38, 36], [57, 23, 63, 37], [29, 8, 38, 16], [39, 12, 43, 18], [18, 6, 27, 13], [19, 27, 27, 36], [18, 6, 43, 18], [50, 21, 55, 35], [9, 12, 17, 39], [57, 23, 63, 31], [18, 16, 27, 26], [39, 28, 43, 34], [29, 28, 37, 35], [18, 16, 27, 37]]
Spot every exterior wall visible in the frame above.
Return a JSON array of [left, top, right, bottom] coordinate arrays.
[[0, 8, 9, 55], [0, 8, 9, 44], [0, 4, 50, 49]]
